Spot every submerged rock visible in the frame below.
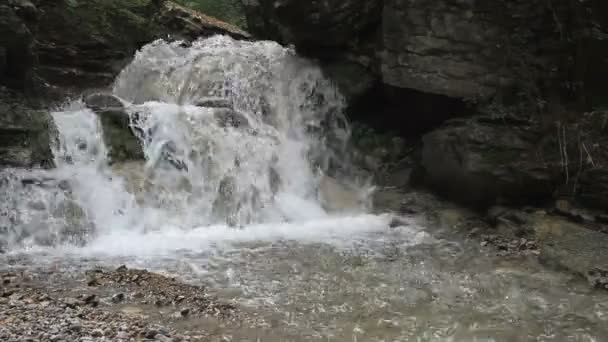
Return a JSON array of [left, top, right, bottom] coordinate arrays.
[[318, 176, 369, 213]]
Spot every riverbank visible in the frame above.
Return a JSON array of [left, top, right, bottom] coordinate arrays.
[[0, 264, 243, 341]]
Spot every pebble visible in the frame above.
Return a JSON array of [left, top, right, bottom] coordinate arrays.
[[112, 292, 125, 303], [0, 267, 239, 342]]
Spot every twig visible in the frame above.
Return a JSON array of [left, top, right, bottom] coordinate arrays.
[[582, 141, 596, 167], [573, 128, 583, 194], [562, 125, 569, 184]]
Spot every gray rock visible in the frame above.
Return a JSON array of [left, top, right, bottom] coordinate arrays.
[[0, 4, 36, 89], [243, 0, 382, 49], [84, 93, 124, 112], [195, 97, 232, 109], [0, 89, 55, 168], [534, 216, 608, 289], [577, 168, 608, 211], [84, 93, 143, 163], [111, 293, 125, 303], [421, 116, 556, 206], [213, 108, 250, 129]]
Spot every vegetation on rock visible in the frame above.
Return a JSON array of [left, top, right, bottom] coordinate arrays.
[[174, 0, 246, 28]]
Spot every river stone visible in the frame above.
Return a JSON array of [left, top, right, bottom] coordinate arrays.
[[84, 93, 144, 163], [534, 216, 608, 289]]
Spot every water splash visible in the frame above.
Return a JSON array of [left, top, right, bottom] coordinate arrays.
[[0, 35, 374, 251]]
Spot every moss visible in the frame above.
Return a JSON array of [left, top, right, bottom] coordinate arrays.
[[173, 0, 246, 28]]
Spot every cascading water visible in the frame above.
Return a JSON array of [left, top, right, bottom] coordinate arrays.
[[0, 35, 384, 253], [3, 35, 608, 342]]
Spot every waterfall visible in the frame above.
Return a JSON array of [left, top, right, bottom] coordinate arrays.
[[0, 35, 383, 253]]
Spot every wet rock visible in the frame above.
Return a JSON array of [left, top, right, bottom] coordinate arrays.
[[158, 140, 188, 171], [84, 93, 123, 112], [388, 216, 408, 228], [212, 175, 238, 225], [421, 116, 555, 207], [63, 298, 81, 308], [0, 4, 36, 89], [269, 167, 281, 194], [0, 89, 55, 168], [319, 176, 369, 213], [112, 293, 125, 304], [84, 294, 98, 307], [195, 97, 232, 109], [371, 187, 407, 213], [213, 108, 250, 129], [534, 216, 608, 289], [577, 168, 608, 211], [243, 0, 381, 52], [86, 276, 99, 287], [154, 1, 250, 41], [84, 93, 143, 163]]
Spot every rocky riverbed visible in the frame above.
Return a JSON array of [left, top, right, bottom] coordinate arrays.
[[0, 265, 244, 342]]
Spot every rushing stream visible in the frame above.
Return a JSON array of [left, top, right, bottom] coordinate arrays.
[[1, 36, 608, 341]]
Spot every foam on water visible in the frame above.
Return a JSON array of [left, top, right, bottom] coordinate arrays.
[[0, 35, 390, 255]]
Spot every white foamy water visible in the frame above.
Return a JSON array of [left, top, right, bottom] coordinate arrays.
[[2, 35, 608, 342], [0, 35, 385, 255]]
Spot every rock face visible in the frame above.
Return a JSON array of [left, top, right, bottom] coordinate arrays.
[[380, 0, 568, 99], [0, 2, 37, 90], [0, 88, 54, 168], [244, 0, 381, 49], [243, 0, 382, 101], [421, 116, 556, 206], [1, 0, 250, 96], [244, 0, 604, 120], [0, 0, 250, 168]]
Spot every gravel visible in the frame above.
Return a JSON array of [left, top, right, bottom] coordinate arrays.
[[0, 265, 240, 341]]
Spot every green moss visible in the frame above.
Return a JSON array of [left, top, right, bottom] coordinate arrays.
[[173, 0, 246, 28]]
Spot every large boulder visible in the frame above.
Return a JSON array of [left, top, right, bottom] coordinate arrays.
[[421, 116, 557, 206]]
